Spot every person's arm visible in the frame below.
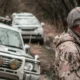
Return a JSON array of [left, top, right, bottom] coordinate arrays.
[[55, 41, 79, 78]]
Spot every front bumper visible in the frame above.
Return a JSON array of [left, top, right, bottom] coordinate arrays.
[[0, 71, 40, 80], [23, 71, 40, 80], [21, 29, 44, 39], [0, 53, 40, 80], [22, 34, 43, 40], [0, 71, 19, 80]]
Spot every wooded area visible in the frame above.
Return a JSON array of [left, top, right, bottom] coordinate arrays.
[[0, 0, 80, 31]]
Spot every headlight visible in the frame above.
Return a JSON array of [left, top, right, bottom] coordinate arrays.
[[9, 59, 20, 70], [35, 27, 44, 34], [24, 62, 33, 71]]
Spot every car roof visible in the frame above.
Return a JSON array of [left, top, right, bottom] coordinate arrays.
[[12, 12, 33, 15], [12, 13, 34, 18], [0, 23, 20, 32]]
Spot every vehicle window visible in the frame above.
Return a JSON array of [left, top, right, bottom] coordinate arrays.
[[0, 27, 23, 49], [13, 17, 40, 25]]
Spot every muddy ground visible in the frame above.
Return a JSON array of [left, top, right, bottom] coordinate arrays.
[[24, 23, 62, 80]]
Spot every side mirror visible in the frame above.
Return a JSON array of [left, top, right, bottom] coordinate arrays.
[[41, 22, 45, 26], [35, 55, 39, 61], [24, 44, 30, 53]]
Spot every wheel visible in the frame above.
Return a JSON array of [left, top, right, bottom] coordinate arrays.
[[39, 38, 44, 45]]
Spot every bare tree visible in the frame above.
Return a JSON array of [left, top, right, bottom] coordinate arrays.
[[33, 0, 79, 31], [0, 0, 79, 31]]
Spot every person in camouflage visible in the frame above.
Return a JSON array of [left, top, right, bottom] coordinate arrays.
[[54, 7, 80, 80]]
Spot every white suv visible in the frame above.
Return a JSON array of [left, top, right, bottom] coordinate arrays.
[[12, 13, 44, 44], [0, 23, 40, 80]]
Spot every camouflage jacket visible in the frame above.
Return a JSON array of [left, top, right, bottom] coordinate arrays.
[[54, 32, 80, 80]]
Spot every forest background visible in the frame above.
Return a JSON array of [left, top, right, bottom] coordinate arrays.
[[0, 0, 79, 32]]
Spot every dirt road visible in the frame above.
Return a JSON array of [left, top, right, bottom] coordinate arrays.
[[24, 23, 61, 80]]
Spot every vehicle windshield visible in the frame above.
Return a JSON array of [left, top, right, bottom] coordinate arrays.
[[0, 27, 23, 49], [13, 17, 40, 25]]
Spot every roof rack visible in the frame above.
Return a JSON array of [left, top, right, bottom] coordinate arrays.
[[0, 16, 12, 25]]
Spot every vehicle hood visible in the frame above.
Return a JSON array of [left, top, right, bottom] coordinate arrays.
[[0, 45, 33, 58]]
